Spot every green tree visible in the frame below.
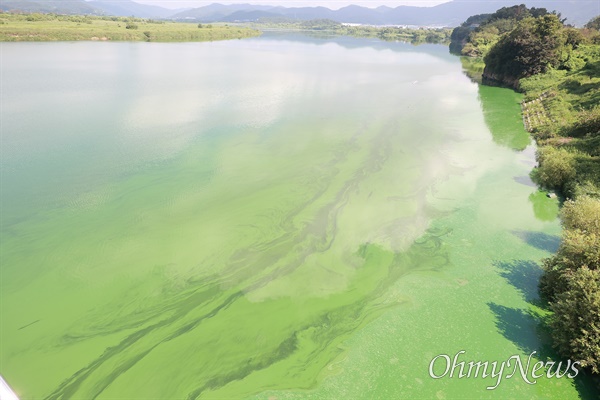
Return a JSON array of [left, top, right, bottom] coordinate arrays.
[[550, 267, 600, 373], [561, 195, 600, 234], [484, 15, 566, 81], [535, 146, 577, 191], [585, 15, 600, 30], [540, 196, 600, 301]]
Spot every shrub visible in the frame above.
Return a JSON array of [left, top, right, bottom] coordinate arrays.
[[535, 146, 577, 190], [561, 195, 600, 234], [550, 267, 600, 373], [126, 23, 138, 30], [585, 16, 600, 30], [539, 257, 570, 301]]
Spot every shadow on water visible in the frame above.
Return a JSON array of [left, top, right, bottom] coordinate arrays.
[[511, 230, 561, 253], [495, 260, 542, 303], [493, 259, 599, 399], [488, 302, 551, 357], [488, 302, 599, 400], [513, 175, 537, 187]]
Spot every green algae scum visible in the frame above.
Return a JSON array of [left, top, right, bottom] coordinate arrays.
[[0, 34, 593, 398]]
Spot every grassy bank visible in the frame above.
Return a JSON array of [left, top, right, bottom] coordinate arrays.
[[0, 13, 260, 42], [245, 18, 451, 44]]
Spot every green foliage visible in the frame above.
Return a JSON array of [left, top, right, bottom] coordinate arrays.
[[568, 106, 600, 138], [460, 6, 600, 378], [0, 13, 261, 42], [585, 16, 600, 30], [539, 258, 569, 301], [540, 196, 600, 371], [461, 25, 501, 57], [484, 15, 566, 81], [246, 19, 450, 45], [550, 267, 600, 373], [299, 19, 340, 30], [535, 146, 577, 191], [487, 4, 549, 23], [561, 195, 600, 233], [451, 5, 554, 57], [463, 13, 493, 26]]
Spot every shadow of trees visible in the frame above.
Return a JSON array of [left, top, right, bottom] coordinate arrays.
[[488, 301, 599, 399], [491, 259, 599, 398], [511, 230, 561, 252], [495, 259, 542, 303], [488, 302, 552, 357]]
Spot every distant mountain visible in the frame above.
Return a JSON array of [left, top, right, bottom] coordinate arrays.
[[173, 3, 276, 20], [171, 1, 599, 27], [1, 0, 597, 27], [0, 0, 183, 18], [88, 0, 175, 18], [0, 0, 101, 15]]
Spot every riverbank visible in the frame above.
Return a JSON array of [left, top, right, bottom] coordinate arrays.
[[451, 5, 600, 384], [0, 13, 260, 41], [243, 19, 451, 45]]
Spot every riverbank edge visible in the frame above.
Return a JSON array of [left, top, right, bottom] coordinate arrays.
[[460, 54, 600, 391], [0, 13, 261, 42]]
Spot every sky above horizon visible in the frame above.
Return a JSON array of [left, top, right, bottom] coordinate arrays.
[[133, 0, 451, 10]]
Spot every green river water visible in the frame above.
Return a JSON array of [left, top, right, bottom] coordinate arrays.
[[0, 34, 593, 399]]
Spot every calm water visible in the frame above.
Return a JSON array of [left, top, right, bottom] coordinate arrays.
[[0, 34, 588, 398]]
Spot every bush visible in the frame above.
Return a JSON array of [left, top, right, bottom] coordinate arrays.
[[539, 257, 570, 301], [484, 15, 566, 81], [540, 196, 600, 301], [585, 16, 600, 30], [535, 146, 577, 190], [561, 195, 600, 234], [559, 229, 600, 270], [126, 23, 138, 30], [550, 267, 600, 373]]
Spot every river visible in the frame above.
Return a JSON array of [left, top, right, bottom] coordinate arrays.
[[0, 33, 591, 398]]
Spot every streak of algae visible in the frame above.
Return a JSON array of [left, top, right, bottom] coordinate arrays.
[[1, 38, 589, 400]]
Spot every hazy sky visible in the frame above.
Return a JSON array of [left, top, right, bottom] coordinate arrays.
[[134, 0, 451, 10]]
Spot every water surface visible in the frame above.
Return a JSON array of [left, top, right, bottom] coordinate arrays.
[[0, 34, 586, 398]]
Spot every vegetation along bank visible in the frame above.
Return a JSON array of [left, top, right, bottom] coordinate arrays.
[[244, 18, 452, 45], [452, 4, 600, 383], [0, 13, 260, 42]]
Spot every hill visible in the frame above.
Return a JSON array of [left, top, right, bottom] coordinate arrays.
[[88, 0, 175, 19], [0, 0, 100, 15], [1, 1, 598, 27], [172, 1, 599, 27]]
